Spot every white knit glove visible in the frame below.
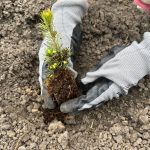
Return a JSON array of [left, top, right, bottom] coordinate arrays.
[[60, 32, 150, 113], [39, 0, 88, 109]]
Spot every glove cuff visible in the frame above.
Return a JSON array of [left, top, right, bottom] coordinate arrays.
[[52, 0, 89, 49], [52, 0, 89, 12], [136, 32, 150, 71], [106, 32, 150, 93]]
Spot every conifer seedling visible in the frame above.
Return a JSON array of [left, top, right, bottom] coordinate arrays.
[[39, 9, 78, 106]]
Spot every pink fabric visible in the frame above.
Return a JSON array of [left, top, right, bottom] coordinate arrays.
[[134, 0, 150, 12]]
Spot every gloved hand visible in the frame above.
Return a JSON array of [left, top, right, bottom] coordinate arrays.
[[60, 32, 150, 113], [39, 0, 88, 109]]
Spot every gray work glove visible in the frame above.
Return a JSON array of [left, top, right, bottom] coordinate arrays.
[[60, 32, 150, 113], [38, 0, 88, 109]]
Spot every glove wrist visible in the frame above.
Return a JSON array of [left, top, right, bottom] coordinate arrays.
[[136, 32, 150, 71], [52, 0, 88, 49]]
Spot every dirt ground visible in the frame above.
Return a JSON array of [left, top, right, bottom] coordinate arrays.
[[0, 0, 150, 149]]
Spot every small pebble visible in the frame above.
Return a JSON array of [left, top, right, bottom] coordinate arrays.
[[18, 146, 26, 150]]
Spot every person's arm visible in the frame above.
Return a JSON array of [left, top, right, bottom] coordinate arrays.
[[39, 0, 88, 109]]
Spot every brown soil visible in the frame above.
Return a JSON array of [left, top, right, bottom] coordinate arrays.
[[47, 68, 78, 105], [1, 0, 150, 149], [41, 68, 79, 124], [40, 107, 66, 124]]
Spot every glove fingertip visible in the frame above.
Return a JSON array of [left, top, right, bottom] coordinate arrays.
[[60, 103, 72, 113], [81, 77, 95, 84]]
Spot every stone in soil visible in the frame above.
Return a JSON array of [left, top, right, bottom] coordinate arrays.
[[48, 120, 65, 135]]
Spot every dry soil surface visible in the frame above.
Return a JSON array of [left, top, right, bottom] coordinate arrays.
[[0, 0, 150, 150]]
